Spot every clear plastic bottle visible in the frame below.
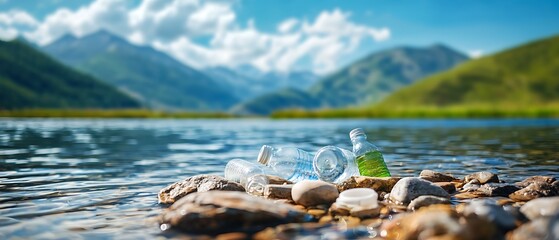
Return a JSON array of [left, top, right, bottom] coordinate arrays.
[[257, 145, 318, 182], [313, 146, 360, 183], [350, 128, 391, 177], [224, 159, 269, 195]]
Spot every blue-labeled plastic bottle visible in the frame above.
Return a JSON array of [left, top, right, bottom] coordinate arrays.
[[313, 146, 360, 183], [257, 145, 318, 182], [350, 128, 391, 177]]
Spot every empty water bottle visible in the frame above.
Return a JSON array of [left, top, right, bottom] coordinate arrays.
[[350, 128, 391, 177], [313, 146, 359, 183], [224, 159, 268, 195], [257, 145, 318, 182]]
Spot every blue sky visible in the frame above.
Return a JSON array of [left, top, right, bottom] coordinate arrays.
[[1, 0, 558, 74]]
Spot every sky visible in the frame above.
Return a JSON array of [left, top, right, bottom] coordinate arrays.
[[0, 0, 558, 75]]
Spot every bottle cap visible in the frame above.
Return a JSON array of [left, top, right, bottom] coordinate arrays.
[[336, 188, 378, 209], [349, 128, 366, 140], [313, 146, 347, 182], [257, 145, 272, 165]]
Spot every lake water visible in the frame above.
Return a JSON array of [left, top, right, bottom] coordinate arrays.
[[1, 118, 558, 239]]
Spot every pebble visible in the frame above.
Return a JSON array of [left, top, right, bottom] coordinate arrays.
[[464, 171, 499, 184], [507, 214, 559, 240], [264, 184, 293, 200], [478, 183, 520, 197], [158, 175, 245, 204], [520, 196, 559, 220], [307, 209, 327, 218], [329, 203, 351, 216], [336, 176, 401, 193], [462, 199, 516, 231], [389, 177, 450, 204], [407, 195, 451, 211], [509, 182, 559, 201], [419, 170, 459, 182], [349, 206, 380, 219], [434, 182, 457, 193], [515, 175, 556, 188], [292, 180, 339, 207], [159, 191, 307, 234], [215, 232, 248, 240]]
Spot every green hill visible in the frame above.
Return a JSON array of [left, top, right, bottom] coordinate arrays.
[[43, 31, 238, 111], [0, 40, 140, 110], [377, 35, 559, 109], [231, 88, 320, 115]]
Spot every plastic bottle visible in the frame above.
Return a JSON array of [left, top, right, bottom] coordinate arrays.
[[257, 145, 318, 182], [224, 159, 269, 195], [313, 146, 360, 183], [350, 128, 391, 177]]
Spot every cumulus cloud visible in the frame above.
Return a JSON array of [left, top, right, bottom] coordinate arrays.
[[2, 0, 391, 74], [468, 49, 484, 58]]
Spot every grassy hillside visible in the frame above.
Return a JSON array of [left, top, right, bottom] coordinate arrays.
[[377, 35, 559, 109], [0, 40, 140, 110], [43, 31, 238, 111], [230, 88, 320, 115]]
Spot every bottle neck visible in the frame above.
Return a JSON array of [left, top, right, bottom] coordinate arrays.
[[350, 135, 367, 145]]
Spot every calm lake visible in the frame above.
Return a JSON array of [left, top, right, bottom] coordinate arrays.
[[1, 118, 558, 239]]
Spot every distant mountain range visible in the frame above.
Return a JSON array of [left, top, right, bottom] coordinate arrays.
[[43, 30, 238, 111], [234, 44, 468, 115], [0, 39, 140, 110], [377, 35, 559, 109]]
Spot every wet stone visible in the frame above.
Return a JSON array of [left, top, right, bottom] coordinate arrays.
[[253, 222, 370, 240], [463, 199, 516, 231], [336, 176, 401, 193], [464, 171, 499, 184], [509, 182, 559, 202], [158, 174, 245, 204], [407, 195, 451, 211], [159, 191, 307, 234], [520, 196, 559, 220], [215, 232, 248, 240], [434, 182, 457, 193], [507, 214, 559, 240], [329, 203, 351, 216], [349, 206, 380, 219], [292, 180, 339, 207], [515, 176, 556, 188], [419, 170, 459, 182], [478, 183, 520, 197], [462, 181, 481, 192], [264, 184, 293, 200], [389, 177, 450, 204]]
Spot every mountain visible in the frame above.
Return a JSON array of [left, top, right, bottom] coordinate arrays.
[[377, 35, 559, 109], [309, 44, 469, 107], [0, 40, 140, 110], [204, 66, 318, 101], [230, 88, 320, 115], [43, 30, 238, 111], [234, 44, 468, 115]]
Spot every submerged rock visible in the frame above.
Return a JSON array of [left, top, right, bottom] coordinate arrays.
[[336, 176, 401, 193], [464, 172, 499, 184], [158, 175, 245, 204], [159, 191, 307, 234], [389, 177, 450, 204], [419, 170, 459, 182], [520, 196, 559, 220], [407, 195, 451, 211], [292, 180, 339, 207], [509, 182, 559, 202]]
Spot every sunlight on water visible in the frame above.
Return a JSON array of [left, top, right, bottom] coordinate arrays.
[[0, 118, 558, 239]]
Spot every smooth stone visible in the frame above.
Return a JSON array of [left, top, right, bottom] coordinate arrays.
[[509, 182, 559, 202], [434, 182, 457, 193], [407, 195, 451, 211], [478, 183, 520, 197], [453, 191, 486, 200], [264, 184, 293, 200], [253, 222, 370, 240], [516, 176, 556, 188], [159, 191, 307, 234], [463, 199, 516, 231], [419, 170, 459, 182], [520, 196, 559, 220], [349, 206, 380, 219], [158, 174, 245, 204], [464, 172, 499, 184], [507, 214, 559, 240], [292, 180, 339, 207], [307, 209, 327, 217], [215, 232, 248, 240], [329, 203, 350, 216], [389, 177, 450, 204], [462, 181, 481, 192], [336, 176, 401, 193]]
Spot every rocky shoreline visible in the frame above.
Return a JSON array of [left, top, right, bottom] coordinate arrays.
[[157, 171, 559, 239]]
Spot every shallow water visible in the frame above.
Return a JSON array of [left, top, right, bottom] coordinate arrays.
[[0, 118, 558, 239]]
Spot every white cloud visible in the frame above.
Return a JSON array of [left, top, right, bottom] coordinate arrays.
[[468, 49, 483, 58], [2, 1, 390, 74], [0, 10, 38, 40]]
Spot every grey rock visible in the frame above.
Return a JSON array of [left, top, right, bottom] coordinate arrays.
[[462, 181, 481, 192], [434, 182, 457, 193], [478, 183, 520, 197], [463, 199, 516, 231], [336, 176, 401, 193], [407, 195, 451, 211], [419, 170, 458, 182], [516, 176, 556, 188], [292, 180, 339, 207], [158, 175, 245, 204], [510, 182, 559, 202], [508, 214, 559, 240], [389, 177, 450, 204], [264, 184, 293, 200], [159, 191, 307, 234], [464, 171, 499, 184], [520, 196, 559, 220]]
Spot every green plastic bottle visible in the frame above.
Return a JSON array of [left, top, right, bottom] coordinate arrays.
[[350, 128, 391, 177]]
